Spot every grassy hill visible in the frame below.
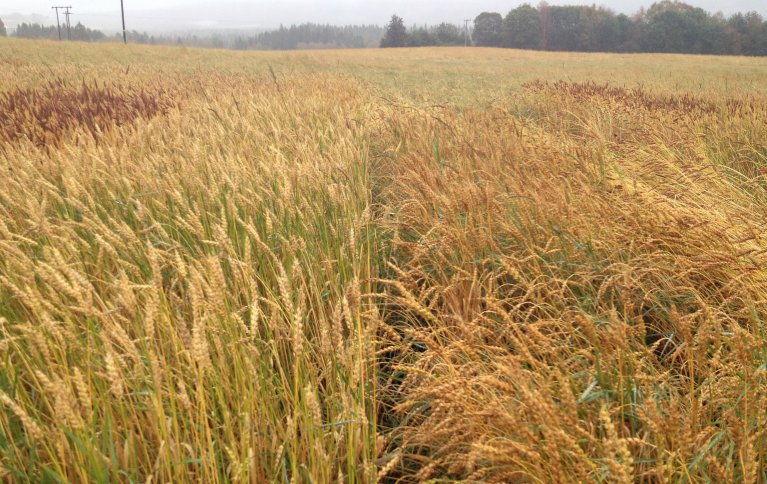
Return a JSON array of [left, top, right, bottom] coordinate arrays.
[[1, 38, 767, 482]]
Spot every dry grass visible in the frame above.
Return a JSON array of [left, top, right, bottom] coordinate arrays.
[[1, 37, 767, 482]]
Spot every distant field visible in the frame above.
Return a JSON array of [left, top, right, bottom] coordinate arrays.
[[1, 38, 767, 482]]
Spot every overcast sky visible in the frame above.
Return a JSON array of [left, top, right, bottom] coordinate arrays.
[[2, 0, 765, 32]]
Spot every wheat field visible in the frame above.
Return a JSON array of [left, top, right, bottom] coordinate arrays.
[[1, 38, 767, 483]]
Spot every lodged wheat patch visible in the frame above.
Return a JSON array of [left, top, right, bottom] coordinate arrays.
[[374, 79, 767, 482]]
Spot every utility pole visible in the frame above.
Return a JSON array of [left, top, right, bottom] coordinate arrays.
[[120, 0, 127, 44], [63, 6, 72, 40], [51, 6, 66, 40], [463, 19, 472, 47]]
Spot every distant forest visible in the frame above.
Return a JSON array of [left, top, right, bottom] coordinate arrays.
[[384, 1, 767, 55], [10, 22, 106, 42], [2, 21, 383, 50], [236, 24, 384, 49], [1, 1, 766, 56], [476, 1, 767, 55]]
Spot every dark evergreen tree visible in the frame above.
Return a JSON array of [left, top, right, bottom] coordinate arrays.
[[402, 23, 463, 47], [13, 23, 58, 40], [246, 24, 382, 50], [474, 12, 503, 46], [0, 18, 6, 37], [13, 22, 105, 42], [70, 22, 106, 42], [381, 15, 408, 48]]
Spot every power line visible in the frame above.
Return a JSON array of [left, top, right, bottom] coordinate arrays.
[[63, 6, 72, 40], [463, 19, 472, 47], [70, 12, 179, 22], [51, 6, 69, 40], [120, 0, 126, 44]]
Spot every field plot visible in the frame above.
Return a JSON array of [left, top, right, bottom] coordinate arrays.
[[1, 39, 767, 483]]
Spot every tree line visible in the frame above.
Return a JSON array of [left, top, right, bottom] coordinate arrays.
[[233, 24, 384, 50], [6, 22, 106, 42], [0, 19, 383, 50], [380, 17, 468, 47], [3, 1, 766, 56], [382, 1, 767, 55]]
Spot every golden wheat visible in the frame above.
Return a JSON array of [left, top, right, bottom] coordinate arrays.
[[1, 37, 767, 482]]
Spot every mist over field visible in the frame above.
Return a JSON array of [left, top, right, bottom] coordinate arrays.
[[2, 0, 766, 31]]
